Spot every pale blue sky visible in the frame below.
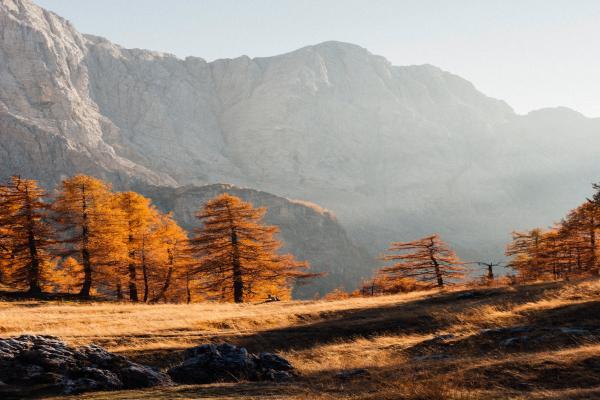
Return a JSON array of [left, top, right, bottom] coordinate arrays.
[[37, 0, 600, 117]]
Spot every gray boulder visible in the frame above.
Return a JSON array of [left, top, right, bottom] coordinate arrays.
[[0, 335, 171, 397], [168, 343, 295, 384]]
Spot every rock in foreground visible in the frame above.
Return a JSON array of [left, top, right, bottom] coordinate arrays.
[[168, 343, 295, 384], [0, 335, 171, 397]]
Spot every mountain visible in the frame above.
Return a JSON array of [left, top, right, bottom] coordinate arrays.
[[1, 0, 600, 285]]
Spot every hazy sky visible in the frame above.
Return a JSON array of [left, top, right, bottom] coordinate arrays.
[[37, 0, 600, 117]]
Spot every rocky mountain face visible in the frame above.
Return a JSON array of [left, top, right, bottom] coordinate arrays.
[[0, 0, 173, 187], [136, 184, 374, 297], [2, 0, 600, 289]]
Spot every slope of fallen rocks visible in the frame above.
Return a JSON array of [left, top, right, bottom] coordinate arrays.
[[0, 335, 171, 397], [168, 343, 296, 384]]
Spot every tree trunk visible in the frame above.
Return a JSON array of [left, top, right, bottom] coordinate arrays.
[[116, 279, 123, 300], [151, 266, 172, 303], [127, 229, 138, 302], [151, 250, 174, 303], [79, 186, 92, 298], [186, 272, 192, 304], [24, 195, 42, 296], [434, 262, 443, 288], [231, 228, 244, 303], [26, 237, 41, 295], [141, 242, 149, 302], [128, 261, 138, 302], [590, 214, 597, 273], [428, 239, 443, 288], [80, 248, 92, 298]]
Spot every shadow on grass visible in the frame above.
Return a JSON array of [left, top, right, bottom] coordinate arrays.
[[120, 281, 564, 366], [47, 382, 303, 400], [233, 282, 563, 353]]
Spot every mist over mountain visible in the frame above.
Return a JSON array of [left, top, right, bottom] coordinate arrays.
[[1, 0, 600, 290]]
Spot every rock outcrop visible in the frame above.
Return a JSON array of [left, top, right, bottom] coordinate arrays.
[[167, 343, 295, 384], [0, 335, 171, 397], [0, 0, 174, 188]]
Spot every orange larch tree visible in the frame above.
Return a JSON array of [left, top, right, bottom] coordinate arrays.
[[561, 202, 600, 274], [116, 191, 162, 302], [507, 227, 582, 281], [53, 175, 126, 298], [148, 214, 194, 303], [508, 183, 600, 283], [379, 234, 464, 289], [189, 193, 314, 303], [506, 228, 545, 281], [0, 176, 54, 295], [359, 271, 425, 296]]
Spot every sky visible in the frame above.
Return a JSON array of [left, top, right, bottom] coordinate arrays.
[[36, 0, 600, 117]]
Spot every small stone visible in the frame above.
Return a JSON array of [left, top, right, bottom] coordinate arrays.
[[499, 336, 529, 347], [334, 368, 370, 380], [266, 369, 294, 382], [559, 327, 589, 335], [258, 352, 294, 371], [413, 354, 449, 362], [120, 364, 172, 388]]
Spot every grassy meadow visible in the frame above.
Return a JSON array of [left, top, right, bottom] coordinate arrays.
[[2, 279, 600, 399]]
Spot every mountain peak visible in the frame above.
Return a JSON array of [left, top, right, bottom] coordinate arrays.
[[305, 40, 369, 52], [526, 106, 587, 120]]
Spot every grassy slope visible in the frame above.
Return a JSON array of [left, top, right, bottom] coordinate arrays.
[[2, 279, 600, 399]]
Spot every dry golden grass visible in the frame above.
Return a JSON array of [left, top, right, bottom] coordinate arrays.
[[0, 289, 435, 352], [4, 278, 600, 399]]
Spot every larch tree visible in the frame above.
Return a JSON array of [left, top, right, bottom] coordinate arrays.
[[0, 176, 54, 295], [506, 228, 545, 280], [537, 229, 567, 280], [380, 234, 464, 289], [53, 175, 126, 298], [359, 271, 423, 296], [148, 214, 194, 303], [504, 182, 600, 283], [190, 193, 314, 303], [116, 191, 162, 302], [562, 202, 600, 274], [507, 227, 576, 281]]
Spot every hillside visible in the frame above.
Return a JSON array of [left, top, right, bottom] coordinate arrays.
[[2, 0, 600, 269], [2, 278, 600, 399]]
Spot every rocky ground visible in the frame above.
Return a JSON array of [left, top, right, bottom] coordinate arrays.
[[0, 337, 295, 398]]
